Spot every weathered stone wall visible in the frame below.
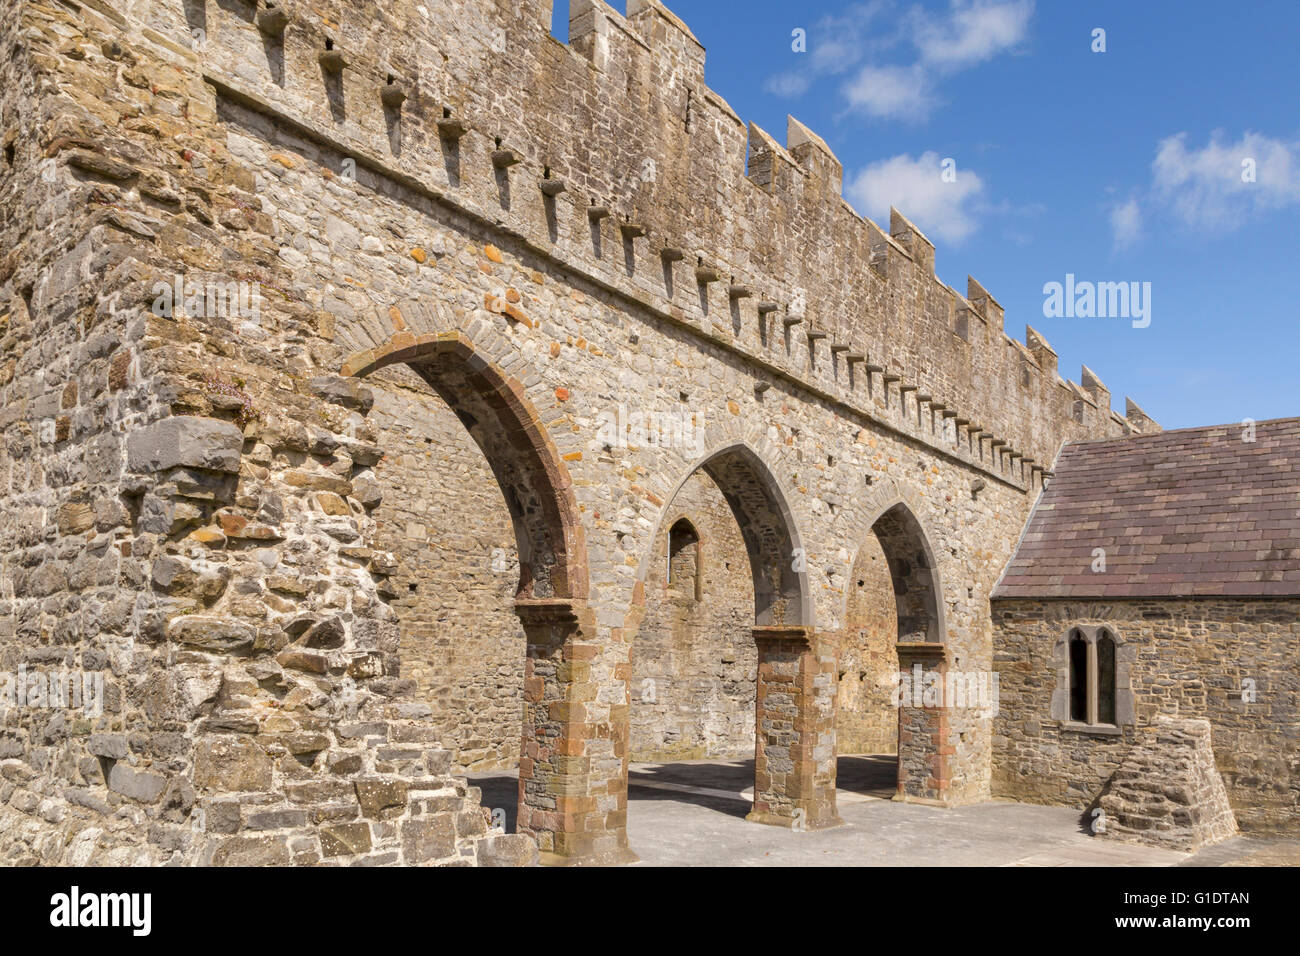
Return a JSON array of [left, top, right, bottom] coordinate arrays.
[[630, 470, 755, 761], [0, 0, 1142, 864], [992, 598, 1300, 834], [837, 534, 899, 755], [365, 364, 525, 771], [0, 0, 192, 863], [0, 0, 531, 865]]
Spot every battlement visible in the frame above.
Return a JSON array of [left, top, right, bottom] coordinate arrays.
[[66, 0, 1151, 479]]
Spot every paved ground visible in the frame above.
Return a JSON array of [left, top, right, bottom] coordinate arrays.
[[467, 757, 1299, 867]]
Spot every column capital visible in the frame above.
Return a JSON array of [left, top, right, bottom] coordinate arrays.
[[895, 640, 946, 663], [513, 597, 590, 628], [751, 623, 814, 647]]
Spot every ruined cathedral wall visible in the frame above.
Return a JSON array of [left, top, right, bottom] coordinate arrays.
[[0, 0, 201, 863], [147, 0, 1140, 479], [0, 0, 1151, 865], [0, 0, 536, 865], [992, 598, 1300, 834]]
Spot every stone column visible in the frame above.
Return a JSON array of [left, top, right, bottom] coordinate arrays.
[[894, 641, 952, 805], [747, 626, 843, 830], [513, 598, 635, 865]]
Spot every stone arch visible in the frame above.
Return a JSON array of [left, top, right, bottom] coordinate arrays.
[[838, 487, 947, 645], [834, 480, 951, 805], [341, 331, 588, 601], [635, 441, 811, 628], [626, 439, 838, 832], [342, 330, 605, 864]]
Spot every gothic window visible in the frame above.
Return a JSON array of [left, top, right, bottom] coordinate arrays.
[[1068, 630, 1088, 722], [1059, 626, 1123, 728], [667, 518, 701, 601], [1096, 629, 1117, 726]]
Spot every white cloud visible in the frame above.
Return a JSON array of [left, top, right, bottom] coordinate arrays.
[[837, 0, 1035, 121], [764, 2, 892, 99], [846, 151, 986, 242], [1152, 131, 1300, 228], [766, 0, 1034, 119], [842, 64, 931, 121], [1109, 197, 1142, 249], [913, 0, 1035, 72]]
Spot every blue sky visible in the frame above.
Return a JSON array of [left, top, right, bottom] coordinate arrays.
[[551, 1, 1300, 429]]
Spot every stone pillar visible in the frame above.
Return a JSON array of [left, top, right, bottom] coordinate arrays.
[[894, 641, 952, 805], [747, 626, 843, 830], [514, 598, 635, 865]]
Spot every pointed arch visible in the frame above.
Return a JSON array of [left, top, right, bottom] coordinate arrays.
[[341, 331, 588, 601], [841, 497, 948, 644], [635, 441, 811, 628]]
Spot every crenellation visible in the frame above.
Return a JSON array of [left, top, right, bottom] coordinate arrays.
[[965, 276, 1004, 331], [1080, 364, 1110, 409], [1124, 396, 1159, 434], [889, 208, 936, 277], [165, 0, 1118, 476], [626, 0, 705, 81], [1024, 325, 1058, 376], [787, 115, 844, 198], [570, 0, 648, 81]]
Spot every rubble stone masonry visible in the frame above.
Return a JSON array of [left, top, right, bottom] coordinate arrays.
[[992, 599, 1299, 834], [0, 0, 1145, 864]]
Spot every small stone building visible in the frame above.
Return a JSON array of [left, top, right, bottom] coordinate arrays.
[[991, 418, 1300, 834]]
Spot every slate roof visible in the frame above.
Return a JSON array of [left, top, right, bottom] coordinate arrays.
[[993, 417, 1300, 599]]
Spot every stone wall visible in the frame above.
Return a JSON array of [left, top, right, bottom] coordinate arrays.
[[0, 0, 1143, 864], [630, 470, 755, 761], [0, 0, 192, 863], [992, 598, 1300, 834], [366, 364, 524, 771], [837, 533, 899, 755]]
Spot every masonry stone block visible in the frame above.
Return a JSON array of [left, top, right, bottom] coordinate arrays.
[[127, 417, 244, 474]]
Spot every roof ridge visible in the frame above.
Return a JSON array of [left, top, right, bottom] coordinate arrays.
[[1063, 415, 1300, 449]]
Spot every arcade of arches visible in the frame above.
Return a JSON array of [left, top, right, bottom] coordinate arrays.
[[358, 343, 939, 861]]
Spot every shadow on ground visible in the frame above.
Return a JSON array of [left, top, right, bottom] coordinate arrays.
[[836, 754, 898, 799], [467, 754, 900, 832]]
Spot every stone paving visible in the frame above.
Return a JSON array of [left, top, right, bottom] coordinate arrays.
[[468, 757, 1298, 867]]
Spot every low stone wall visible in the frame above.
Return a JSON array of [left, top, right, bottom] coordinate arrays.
[[0, 711, 536, 865]]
